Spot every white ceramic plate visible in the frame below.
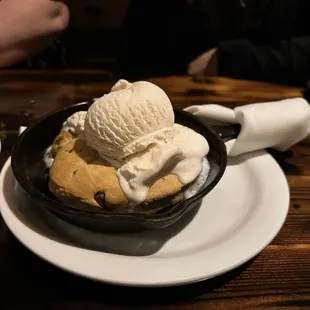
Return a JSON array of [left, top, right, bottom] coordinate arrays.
[[0, 151, 289, 287]]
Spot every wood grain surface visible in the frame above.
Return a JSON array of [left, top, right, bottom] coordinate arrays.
[[0, 70, 310, 310]]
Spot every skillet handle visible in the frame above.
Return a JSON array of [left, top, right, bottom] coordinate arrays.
[[211, 124, 241, 143]]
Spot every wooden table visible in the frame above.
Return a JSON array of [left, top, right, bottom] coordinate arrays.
[[1, 70, 310, 309]]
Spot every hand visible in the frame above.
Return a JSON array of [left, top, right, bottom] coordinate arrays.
[[188, 48, 218, 77], [0, 0, 69, 38], [0, 0, 69, 67]]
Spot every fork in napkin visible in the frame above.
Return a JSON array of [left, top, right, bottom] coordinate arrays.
[[184, 98, 310, 156]]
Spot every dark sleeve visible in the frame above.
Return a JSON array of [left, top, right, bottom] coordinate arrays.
[[118, 0, 206, 78], [218, 36, 310, 87]]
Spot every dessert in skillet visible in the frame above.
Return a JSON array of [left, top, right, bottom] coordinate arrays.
[[45, 80, 210, 214]]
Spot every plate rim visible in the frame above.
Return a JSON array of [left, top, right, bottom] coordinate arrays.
[[0, 151, 290, 287]]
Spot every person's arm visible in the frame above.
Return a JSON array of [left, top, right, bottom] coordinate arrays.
[[0, 0, 69, 67], [189, 36, 310, 87], [217, 36, 310, 87]]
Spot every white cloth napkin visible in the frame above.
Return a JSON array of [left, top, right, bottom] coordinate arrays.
[[184, 98, 310, 156]]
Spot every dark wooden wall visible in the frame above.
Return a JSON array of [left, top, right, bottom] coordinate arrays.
[[64, 0, 130, 75]]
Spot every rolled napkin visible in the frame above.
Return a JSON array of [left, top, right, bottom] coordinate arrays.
[[184, 98, 310, 156]]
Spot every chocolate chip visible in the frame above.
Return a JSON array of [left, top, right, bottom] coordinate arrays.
[[94, 191, 106, 208], [73, 169, 78, 175], [69, 148, 73, 153]]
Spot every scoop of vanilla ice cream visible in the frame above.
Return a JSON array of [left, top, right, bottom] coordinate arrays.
[[170, 124, 210, 184], [84, 80, 175, 163], [62, 111, 86, 138], [117, 123, 210, 206]]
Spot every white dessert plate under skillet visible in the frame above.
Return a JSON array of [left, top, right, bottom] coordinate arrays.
[[0, 150, 289, 287]]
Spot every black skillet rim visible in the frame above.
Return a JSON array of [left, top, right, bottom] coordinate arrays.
[[11, 102, 227, 223]]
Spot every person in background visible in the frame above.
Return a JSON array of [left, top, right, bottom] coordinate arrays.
[[0, 0, 69, 68], [119, 0, 310, 87]]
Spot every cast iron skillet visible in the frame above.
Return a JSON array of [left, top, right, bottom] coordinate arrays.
[[11, 101, 240, 233]]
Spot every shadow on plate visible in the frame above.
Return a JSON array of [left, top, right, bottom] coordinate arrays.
[[38, 198, 200, 257], [267, 149, 300, 175], [227, 148, 298, 174], [4, 166, 199, 256], [227, 150, 266, 167]]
